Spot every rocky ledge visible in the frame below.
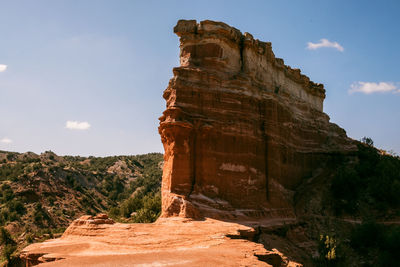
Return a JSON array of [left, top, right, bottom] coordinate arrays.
[[21, 214, 301, 266]]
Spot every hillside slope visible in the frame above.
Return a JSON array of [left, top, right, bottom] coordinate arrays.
[[2, 141, 400, 266], [0, 150, 163, 264]]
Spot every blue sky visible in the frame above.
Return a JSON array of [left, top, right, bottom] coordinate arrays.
[[0, 0, 399, 156]]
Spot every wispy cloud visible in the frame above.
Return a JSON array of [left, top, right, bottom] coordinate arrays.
[[307, 39, 344, 52], [65, 120, 91, 130], [0, 137, 12, 144], [349, 82, 399, 94], [0, 64, 7, 72]]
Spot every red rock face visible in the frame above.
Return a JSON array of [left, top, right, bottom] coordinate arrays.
[[159, 20, 356, 220]]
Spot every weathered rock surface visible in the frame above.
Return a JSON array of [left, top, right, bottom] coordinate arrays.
[[159, 19, 356, 219], [21, 215, 301, 266]]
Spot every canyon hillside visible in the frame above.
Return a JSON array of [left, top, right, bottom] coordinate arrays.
[[0, 151, 163, 265]]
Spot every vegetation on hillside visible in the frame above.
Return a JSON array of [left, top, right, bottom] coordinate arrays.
[[1, 136, 399, 266], [0, 150, 163, 265], [350, 221, 400, 266], [331, 138, 400, 216], [107, 154, 163, 223], [325, 138, 400, 266]]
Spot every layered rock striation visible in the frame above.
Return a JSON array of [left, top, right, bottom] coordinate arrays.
[[159, 20, 356, 219]]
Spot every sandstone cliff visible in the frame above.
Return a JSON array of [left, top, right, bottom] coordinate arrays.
[[159, 19, 356, 220]]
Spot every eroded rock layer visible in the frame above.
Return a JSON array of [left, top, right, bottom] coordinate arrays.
[[20, 215, 301, 266], [159, 20, 356, 219]]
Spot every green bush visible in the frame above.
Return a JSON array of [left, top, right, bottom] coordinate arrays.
[[7, 199, 26, 215], [120, 196, 143, 218], [331, 166, 360, 213], [132, 208, 159, 223], [0, 184, 14, 203], [331, 139, 400, 213], [315, 234, 339, 266], [0, 227, 15, 245], [350, 222, 400, 266], [26, 233, 34, 244], [0, 163, 25, 181], [350, 221, 385, 251], [6, 154, 14, 161], [0, 227, 16, 261], [33, 203, 51, 225], [2, 244, 17, 261], [111, 191, 161, 222]]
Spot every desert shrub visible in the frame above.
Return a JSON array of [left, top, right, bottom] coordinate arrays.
[[331, 166, 360, 213], [132, 192, 161, 222], [142, 193, 161, 215], [0, 227, 14, 245], [379, 226, 400, 266], [7, 199, 26, 215], [26, 233, 34, 243], [47, 196, 56, 206], [111, 191, 161, 222], [350, 222, 400, 266], [132, 208, 158, 223], [87, 157, 118, 172], [107, 153, 163, 222], [33, 203, 51, 225], [361, 136, 374, 146], [0, 162, 25, 181], [119, 196, 143, 218], [350, 221, 385, 251], [0, 185, 26, 224], [65, 174, 82, 191], [367, 156, 400, 206], [315, 234, 339, 266], [98, 175, 124, 201], [20, 157, 40, 164], [0, 209, 11, 225], [6, 153, 14, 161], [0, 227, 16, 261], [331, 139, 400, 213], [32, 162, 42, 171], [0, 184, 14, 203], [2, 244, 17, 261]]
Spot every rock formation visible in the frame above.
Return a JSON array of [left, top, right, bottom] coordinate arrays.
[[20, 20, 359, 267], [20, 215, 302, 266], [159, 20, 356, 219]]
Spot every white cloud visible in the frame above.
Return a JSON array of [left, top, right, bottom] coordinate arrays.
[[349, 82, 398, 94], [0, 137, 12, 144], [307, 39, 344, 52], [0, 64, 7, 72], [65, 120, 91, 130]]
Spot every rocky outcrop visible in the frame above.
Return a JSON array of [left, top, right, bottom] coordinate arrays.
[[159, 20, 356, 219], [20, 215, 302, 266]]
